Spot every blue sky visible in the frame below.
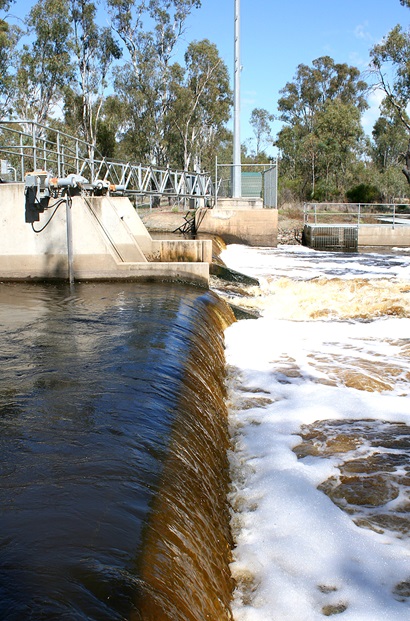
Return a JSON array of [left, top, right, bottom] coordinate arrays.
[[9, 0, 410, 155], [184, 0, 410, 154]]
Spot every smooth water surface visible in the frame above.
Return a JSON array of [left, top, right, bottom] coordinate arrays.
[[0, 282, 233, 621]]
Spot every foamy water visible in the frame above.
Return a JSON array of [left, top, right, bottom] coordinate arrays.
[[221, 244, 410, 621]]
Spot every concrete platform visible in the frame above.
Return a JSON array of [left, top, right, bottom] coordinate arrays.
[[0, 184, 211, 287]]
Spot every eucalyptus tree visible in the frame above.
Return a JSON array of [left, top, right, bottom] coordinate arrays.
[[275, 56, 368, 200], [69, 0, 122, 157], [250, 108, 274, 155], [0, 0, 21, 118], [167, 39, 232, 171], [107, 0, 201, 166], [13, 0, 72, 126], [370, 2, 410, 183], [372, 115, 408, 172]]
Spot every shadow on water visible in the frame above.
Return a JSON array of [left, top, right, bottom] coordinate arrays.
[[0, 281, 234, 620]]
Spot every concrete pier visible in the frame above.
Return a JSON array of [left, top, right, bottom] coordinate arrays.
[[196, 205, 278, 247], [0, 183, 210, 287]]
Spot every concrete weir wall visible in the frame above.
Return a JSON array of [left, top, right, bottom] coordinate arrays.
[[358, 225, 410, 246], [197, 207, 278, 247], [0, 183, 210, 287]]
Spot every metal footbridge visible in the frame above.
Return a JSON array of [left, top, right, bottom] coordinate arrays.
[[0, 120, 214, 205]]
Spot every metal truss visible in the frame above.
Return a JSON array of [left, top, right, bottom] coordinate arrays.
[[0, 120, 214, 200]]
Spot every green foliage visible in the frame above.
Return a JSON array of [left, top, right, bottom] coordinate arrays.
[[0, 2, 20, 118], [369, 13, 410, 186], [346, 183, 382, 203], [370, 25, 410, 133], [371, 115, 408, 170], [276, 56, 368, 201], [12, 0, 73, 124], [249, 108, 274, 155]]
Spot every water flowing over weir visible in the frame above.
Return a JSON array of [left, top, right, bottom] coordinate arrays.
[[218, 244, 410, 621], [0, 282, 234, 621]]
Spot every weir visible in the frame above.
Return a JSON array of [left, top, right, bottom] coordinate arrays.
[[0, 282, 235, 620]]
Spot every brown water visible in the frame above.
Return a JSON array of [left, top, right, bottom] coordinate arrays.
[[294, 419, 410, 538], [0, 282, 234, 620]]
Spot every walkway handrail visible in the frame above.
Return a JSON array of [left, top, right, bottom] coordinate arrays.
[[0, 120, 214, 201], [303, 202, 410, 229]]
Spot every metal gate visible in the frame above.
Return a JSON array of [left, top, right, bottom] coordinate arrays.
[[262, 164, 278, 208]]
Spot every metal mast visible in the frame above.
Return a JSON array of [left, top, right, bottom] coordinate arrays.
[[233, 0, 241, 197]]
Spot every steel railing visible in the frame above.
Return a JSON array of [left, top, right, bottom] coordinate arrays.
[[304, 202, 410, 229], [0, 120, 214, 201]]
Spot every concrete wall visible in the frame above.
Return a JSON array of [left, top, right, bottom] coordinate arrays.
[[197, 207, 278, 247], [358, 225, 410, 246], [0, 183, 209, 286], [148, 239, 212, 263]]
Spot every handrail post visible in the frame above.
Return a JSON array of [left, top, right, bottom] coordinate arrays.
[[215, 156, 218, 208], [57, 132, 61, 177], [32, 123, 37, 171], [20, 133, 24, 181], [75, 140, 79, 174]]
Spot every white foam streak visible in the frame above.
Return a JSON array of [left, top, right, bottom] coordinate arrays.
[[224, 244, 410, 621]]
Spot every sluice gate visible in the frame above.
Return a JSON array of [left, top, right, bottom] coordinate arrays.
[[303, 224, 358, 250]]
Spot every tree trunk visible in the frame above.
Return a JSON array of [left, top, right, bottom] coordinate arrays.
[[402, 141, 410, 183]]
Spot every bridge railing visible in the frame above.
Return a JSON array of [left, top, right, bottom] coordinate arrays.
[[0, 120, 214, 202], [304, 202, 410, 228]]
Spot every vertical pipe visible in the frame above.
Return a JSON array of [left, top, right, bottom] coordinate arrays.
[[66, 197, 74, 285], [215, 155, 218, 207], [233, 0, 241, 198]]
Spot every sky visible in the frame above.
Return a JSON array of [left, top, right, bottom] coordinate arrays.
[[183, 0, 410, 154], [8, 0, 410, 156]]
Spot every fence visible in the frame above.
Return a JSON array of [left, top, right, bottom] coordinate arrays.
[[304, 202, 410, 227], [215, 159, 278, 207]]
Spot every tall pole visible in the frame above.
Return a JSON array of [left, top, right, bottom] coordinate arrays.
[[233, 0, 241, 197]]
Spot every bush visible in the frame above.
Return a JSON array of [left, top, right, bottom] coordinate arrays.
[[346, 184, 382, 203]]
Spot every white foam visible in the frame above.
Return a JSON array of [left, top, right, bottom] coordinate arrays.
[[223, 244, 410, 621]]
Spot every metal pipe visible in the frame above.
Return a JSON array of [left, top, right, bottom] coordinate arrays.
[[232, 0, 241, 197], [66, 197, 74, 285]]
